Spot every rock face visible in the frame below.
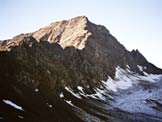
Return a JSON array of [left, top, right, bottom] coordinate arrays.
[[0, 16, 162, 122], [131, 49, 162, 74], [32, 16, 91, 49]]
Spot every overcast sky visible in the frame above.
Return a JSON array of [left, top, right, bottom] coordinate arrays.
[[0, 0, 162, 68]]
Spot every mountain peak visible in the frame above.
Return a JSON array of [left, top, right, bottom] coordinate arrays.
[[69, 15, 89, 22], [32, 16, 91, 49], [0, 16, 161, 75], [32, 15, 111, 50], [0, 16, 109, 50]]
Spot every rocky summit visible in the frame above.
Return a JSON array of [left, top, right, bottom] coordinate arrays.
[[0, 16, 162, 122]]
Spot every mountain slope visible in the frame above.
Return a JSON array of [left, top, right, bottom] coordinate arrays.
[[0, 16, 162, 122]]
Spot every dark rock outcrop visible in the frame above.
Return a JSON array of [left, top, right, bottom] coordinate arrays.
[[131, 49, 162, 74]]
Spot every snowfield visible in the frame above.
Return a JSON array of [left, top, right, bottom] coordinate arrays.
[[65, 65, 162, 118], [103, 66, 162, 118]]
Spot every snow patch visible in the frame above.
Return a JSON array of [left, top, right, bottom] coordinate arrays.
[[79, 87, 108, 101], [104, 67, 139, 92], [126, 65, 130, 69], [94, 88, 107, 100], [35, 88, 39, 92], [18, 115, 24, 119], [77, 86, 84, 93], [137, 65, 143, 71], [65, 87, 81, 99], [105, 66, 162, 92], [103, 77, 117, 92], [139, 74, 161, 83], [65, 100, 74, 106], [85, 66, 162, 102], [107, 66, 162, 117], [59, 92, 64, 98], [3, 100, 24, 111], [46, 103, 53, 108], [65, 66, 162, 106], [111, 83, 162, 117]]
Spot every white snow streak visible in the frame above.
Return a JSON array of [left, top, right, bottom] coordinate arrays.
[[65, 87, 81, 99], [3, 100, 24, 111], [18, 115, 24, 119], [65, 100, 74, 106], [137, 65, 143, 71]]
